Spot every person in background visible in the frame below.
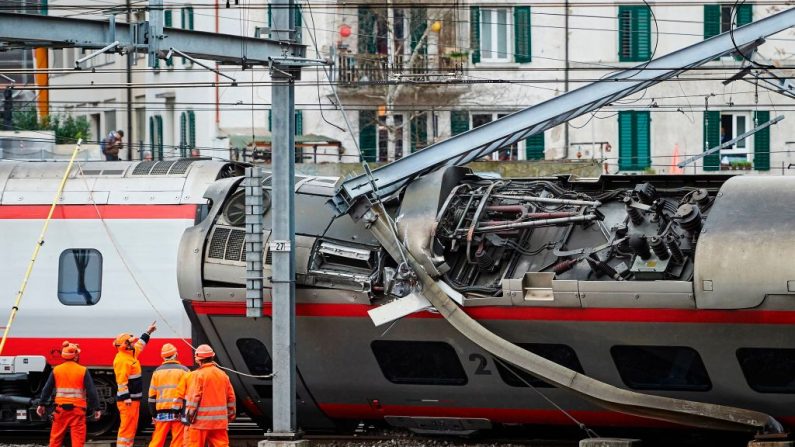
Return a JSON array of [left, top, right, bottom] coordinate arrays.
[[113, 322, 157, 447], [36, 341, 101, 447], [184, 345, 235, 447], [148, 343, 189, 447], [102, 129, 124, 161]]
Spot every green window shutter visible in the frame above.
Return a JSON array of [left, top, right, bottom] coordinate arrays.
[[358, 7, 377, 54], [618, 111, 650, 170], [618, 6, 651, 62], [156, 116, 164, 161], [149, 116, 155, 159], [295, 110, 303, 163], [470, 6, 480, 64], [359, 111, 377, 162], [268, 110, 272, 132], [737, 4, 752, 26], [164, 9, 173, 27], [40, 0, 47, 15], [451, 111, 470, 136], [295, 110, 303, 135], [410, 8, 428, 55], [179, 112, 187, 157], [188, 7, 194, 30], [525, 132, 544, 160], [267, 5, 272, 38], [635, 111, 650, 169], [514, 6, 532, 63], [703, 111, 720, 171], [294, 5, 302, 43], [634, 6, 651, 60], [703, 5, 720, 39], [754, 110, 770, 171], [411, 113, 428, 153], [188, 110, 196, 149]]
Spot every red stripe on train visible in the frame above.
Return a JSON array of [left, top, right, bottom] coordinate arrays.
[[1, 337, 193, 367], [190, 301, 795, 324], [0, 204, 197, 219], [319, 403, 795, 428], [318, 403, 675, 427]]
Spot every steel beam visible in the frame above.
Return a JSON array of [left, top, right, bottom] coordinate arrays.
[[0, 12, 304, 65], [330, 7, 795, 215], [270, 0, 298, 436]]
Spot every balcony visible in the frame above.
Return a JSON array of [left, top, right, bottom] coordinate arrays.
[[336, 49, 467, 89]]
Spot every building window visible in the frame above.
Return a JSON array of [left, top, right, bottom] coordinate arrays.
[[480, 8, 511, 62], [737, 348, 795, 393], [618, 110, 651, 171], [611, 346, 712, 391], [179, 111, 196, 157], [181, 6, 194, 66], [472, 113, 519, 160], [704, 4, 752, 38], [618, 5, 651, 62], [58, 249, 102, 306], [525, 132, 545, 160], [704, 110, 768, 171], [371, 340, 468, 385], [236, 338, 272, 376], [495, 344, 584, 388]]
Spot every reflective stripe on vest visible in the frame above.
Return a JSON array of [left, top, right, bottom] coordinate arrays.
[[53, 361, 87, 408]]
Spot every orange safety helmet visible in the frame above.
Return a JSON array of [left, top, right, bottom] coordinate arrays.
[[113, 332, 138, 348], [61, 341, 81, 360], [161, 343, 178, 359], [194, 344, 215, 359]]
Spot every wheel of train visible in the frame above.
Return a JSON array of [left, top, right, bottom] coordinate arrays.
[[87, 373, 119, 437]]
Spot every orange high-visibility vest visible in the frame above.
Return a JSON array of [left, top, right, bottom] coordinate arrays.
[[184, 363, 235, 430], [148, 361, 189, 412], [53, 361, 87, 408]]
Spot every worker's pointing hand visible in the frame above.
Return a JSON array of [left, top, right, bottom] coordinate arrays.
[[147, 321, 157, 335]]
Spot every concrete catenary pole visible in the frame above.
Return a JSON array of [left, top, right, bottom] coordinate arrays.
[[270, 0, 297, 435]]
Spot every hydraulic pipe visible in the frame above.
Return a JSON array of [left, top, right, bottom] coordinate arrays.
[[491, 194, 601, 207], [477, 214, 597, 232]]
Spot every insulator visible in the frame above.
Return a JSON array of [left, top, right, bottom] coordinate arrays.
[[690, 188, 710, 209], [615, 225, 630, 252], [665, 233, 685, 264], [475, 249, 496, 272], [623, 196, 644, 226], [634, 182, 658, 205], [676, 203, 702, 234], [629, 234, 651, 260], [586, 255, 623, 281], [649, 236, 670, 260], [552, 258, 579, 274]]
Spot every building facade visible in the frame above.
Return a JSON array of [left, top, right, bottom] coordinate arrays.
[[35, 1, 795, 174]]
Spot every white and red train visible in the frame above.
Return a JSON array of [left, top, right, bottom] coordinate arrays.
[[0, 159, 243, 433]]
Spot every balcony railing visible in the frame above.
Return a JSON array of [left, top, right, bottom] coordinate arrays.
[[337, 50, 466, 88]]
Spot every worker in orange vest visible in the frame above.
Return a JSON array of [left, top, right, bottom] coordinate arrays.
[[148, 343, 189, 447], [184, 345, 235, 447], [113, 322, 157, 447], [36, 341, 101, 447], [176, 368, 195, 447]]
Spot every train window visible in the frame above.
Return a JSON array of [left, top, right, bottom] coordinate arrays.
[[611, 346, 711, 391], [495, 343, 584, 388], [371, 340, 468, 386], [236, 338, 272, 376], [57, 249, 102, 306], [737, 348, 795, 393]]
